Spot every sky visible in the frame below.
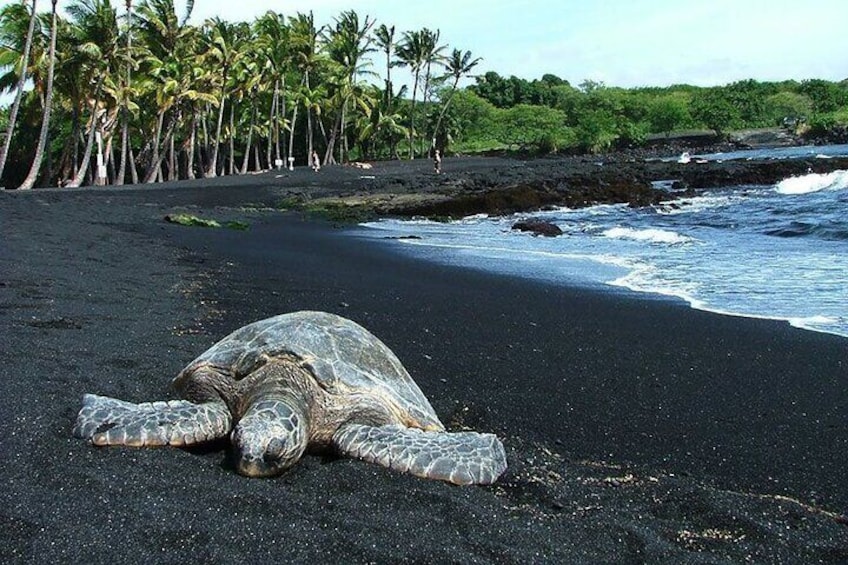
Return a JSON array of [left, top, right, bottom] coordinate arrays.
[[5, 0, 848, 89], [186, 0, 848, 88]]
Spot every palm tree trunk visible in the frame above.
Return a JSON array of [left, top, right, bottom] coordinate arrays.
[[279, 76, 286, 162], [228, 101, 235, 175], [71, 108, 80, 175], [116, 116, 129, 185], [168, 135, 176, 181], [0, 0, 38, 181], [128, 144, 138, 184], [306, 105, 314, 167], [304, 72, 315, 167], [105, 135, 114, 184], [68, 77, 105, 187], [340, 96, 349, 164], [186, 113, 196, 179], [200, 104, 210, 173], [207, 90, 227, 178], [117, 0, 133, 186], [408, 69, 420, 159], [240, 102, 256, 174], [431, 78, 461, 148], [145, 112, 178, 183], [324, 112, 339, 165], [17, 0, 58, 190], [144, 110, 165, 183], [288, 100, 298, 163], [267, 79, 277, 167]]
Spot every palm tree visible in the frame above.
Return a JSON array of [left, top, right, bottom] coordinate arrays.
[[255, 11, 290, 169], [396, 29, 426, 159], [373, 23, 394, 108], [289, 11, 323, 168], [323, 10, 375, 164], [356, 84, 407, 159], [0, 0, 38, 182], [135, 0, 206, 182], [115, 0, 133, 185], [201, 17, 241, 177], [66, 0, 121, 188], [17, 0, 59, 189], [431, 48, 481, 149], [418, 28, 445, 152]]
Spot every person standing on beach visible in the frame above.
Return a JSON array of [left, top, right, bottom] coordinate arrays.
[[433, 149, 442, 174], [311, 150, 321, 172]]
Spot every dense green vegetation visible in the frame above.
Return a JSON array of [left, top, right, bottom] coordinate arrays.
[[456, 74, 848, 153], [1, 1, 847, 188]]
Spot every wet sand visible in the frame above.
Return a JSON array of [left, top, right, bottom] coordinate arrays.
[[1, 160, 847, 563]]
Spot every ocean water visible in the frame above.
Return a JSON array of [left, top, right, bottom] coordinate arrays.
[[658, 142, 848, 162], [357, 146, 848, 339]]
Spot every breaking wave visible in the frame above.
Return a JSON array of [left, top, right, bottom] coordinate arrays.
[[602, 227, 693, 245], [775, 170, 848, 195]]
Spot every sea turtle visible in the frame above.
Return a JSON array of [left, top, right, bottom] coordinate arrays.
[[73, 311, 507, 485]]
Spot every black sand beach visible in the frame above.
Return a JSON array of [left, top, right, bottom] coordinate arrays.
[[2, 158, 847, 563]]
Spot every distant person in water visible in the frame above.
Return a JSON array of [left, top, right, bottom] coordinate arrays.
[[311, 150, 321, 172], [433, 149, 442, 174]]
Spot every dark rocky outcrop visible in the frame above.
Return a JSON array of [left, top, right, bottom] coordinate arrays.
[[512, 219, 563, 237], [271, 152, 848, 221]]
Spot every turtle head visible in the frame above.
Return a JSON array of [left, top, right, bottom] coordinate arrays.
[[231, 399, 308, 477]]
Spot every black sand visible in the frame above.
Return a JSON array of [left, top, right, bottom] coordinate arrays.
[[2, 160, 847, 563]]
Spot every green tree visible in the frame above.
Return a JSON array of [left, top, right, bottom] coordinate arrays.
[[396, 29, 426, 158], [136, 0, 205, 183], [201, 17, 242, 177], [691, 88, 740, 136], [431, 48, 481, 149], [372, 23, 394, 109], [289, 11, 323, 167], [0, 0, 38, 181], [764, 91, 813, 125], [254, 11, 290, 169], [647, 93, 690, 136], [797, 79, 848, 114], [418, 27, 445, 150], [66, 0, 121, 187], [495, 103, 570, 152], [115, 0, 135, 185], [18, 0, 59, 189], [322, 10, 375, 164]]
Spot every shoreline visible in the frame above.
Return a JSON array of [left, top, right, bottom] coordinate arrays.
[[355, 216, 848, 342], [2, 160, 847, 562]]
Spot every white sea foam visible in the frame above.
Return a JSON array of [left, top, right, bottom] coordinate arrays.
[[358, 152, 848, 340], [602, 227, 693, 244], [656, 194, 741, 215], [610, 270, 848, 339], [775, 170, 848, 195]]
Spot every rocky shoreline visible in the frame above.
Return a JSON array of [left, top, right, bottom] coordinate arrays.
[[294, 151, 848, 221]]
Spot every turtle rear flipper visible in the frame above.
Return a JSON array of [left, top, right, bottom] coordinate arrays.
[[73, 393, 231, 447], [333, 424, 507, 485]]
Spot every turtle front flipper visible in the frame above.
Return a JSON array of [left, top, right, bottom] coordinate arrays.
[[333, 424, 507, 485], [73, 393, 231, 447]]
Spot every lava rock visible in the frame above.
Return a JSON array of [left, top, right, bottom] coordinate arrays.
[[512, 219, 563, 237]]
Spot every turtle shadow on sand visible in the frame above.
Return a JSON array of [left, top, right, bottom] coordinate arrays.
[[73, 311, 507, 486]]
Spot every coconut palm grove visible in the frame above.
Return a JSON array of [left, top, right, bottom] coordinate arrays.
[[1, 0, 847, 189]]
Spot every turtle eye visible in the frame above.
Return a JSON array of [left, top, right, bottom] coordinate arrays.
[[264, 438, 284, 462]]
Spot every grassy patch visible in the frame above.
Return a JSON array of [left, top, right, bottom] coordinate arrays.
[[164, 213, 249, 230], [224, 220, 250, 230], [275, 196, 304, 210], [302, 202, 375, 223]]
